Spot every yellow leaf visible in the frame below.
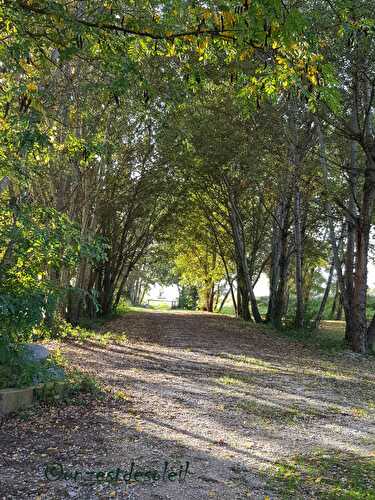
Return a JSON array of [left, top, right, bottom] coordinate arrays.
[[167, 43, 176, 57], [26, 82, 38, 92], [202, 9, 211, 21], [223, 11, 235, 26], [0, 118, 9, 131]]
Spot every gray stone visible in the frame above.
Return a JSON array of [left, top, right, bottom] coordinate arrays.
[[46, 366, 66, 380], [32, 365, 66, 385], [23, 343, 49, 363]]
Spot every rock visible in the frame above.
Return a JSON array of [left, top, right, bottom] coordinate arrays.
[[32, 365, 66, 385], [46, 366, 66, 380], [23, 344, 49, 363]]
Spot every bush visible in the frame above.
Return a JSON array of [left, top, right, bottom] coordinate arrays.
[[178, 285, 199, 310], [0, 344, 66, 390]]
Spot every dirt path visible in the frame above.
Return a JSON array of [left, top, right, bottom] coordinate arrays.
[[2, 311, 375, 499]]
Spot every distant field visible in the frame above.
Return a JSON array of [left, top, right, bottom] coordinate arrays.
[[320, 320, 345, 332], [146, 300, 174, 310]]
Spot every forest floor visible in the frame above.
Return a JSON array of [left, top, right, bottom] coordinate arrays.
[[2, 311, 375, 499]]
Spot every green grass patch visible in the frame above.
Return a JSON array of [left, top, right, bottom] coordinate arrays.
[[113, 389, 130, 401], [217, 374, 255, 386], [218, 305, 236, 316], [146, 300, 173, 310], [34, 370, 103, 404], [239, 399, 305, 423], [217, 352, 276, 368], [268, 450, 375, 499], [34, 320, 128, 346], [32, 316, 128, 346], [261, 322, 347, 354]]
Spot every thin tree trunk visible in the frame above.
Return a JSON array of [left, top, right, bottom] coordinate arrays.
[[314, 259, 334, 328], [226, 182, 262, 322], [218, 285, 230, 312], [267, 189, 292, 327], [293, 178, 304, 329], [330, 280, 339, 319], [316, 121, 351, 318]]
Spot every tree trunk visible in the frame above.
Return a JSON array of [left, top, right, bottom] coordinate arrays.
[[349, 163, 375, 352], [314, 259, 334, 328], [293, 182, 304, 329], [335, 294, 343, 321], [237, 271, 251, 321], [267, 188, 292, 327]]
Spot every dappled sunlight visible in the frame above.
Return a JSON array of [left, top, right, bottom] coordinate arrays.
[[3, 311, 375, 497], [60, 312, 375, 473]]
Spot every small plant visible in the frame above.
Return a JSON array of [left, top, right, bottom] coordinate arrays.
[[33, 319, 128, 346], [217, 374, 254, 386], [113, 389, 129, 400], [35, 366, 103, 404]]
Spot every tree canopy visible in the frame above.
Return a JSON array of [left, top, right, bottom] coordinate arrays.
[[1, 0, 375, 353]]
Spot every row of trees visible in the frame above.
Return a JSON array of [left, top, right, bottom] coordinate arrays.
[[1, 1, 375, 352]]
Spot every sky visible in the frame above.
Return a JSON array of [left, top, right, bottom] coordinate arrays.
[[146, 261, 375, 303], [147, 275, 269, 303]]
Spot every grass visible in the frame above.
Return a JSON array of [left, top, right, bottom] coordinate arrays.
[[217, 300, 348, 353], [0, 342, 104, 407], [146, 300, 174, 310], [268, 449, 375, 499], [216, 293, 375, 354], [34, 369, 103, 404], [219, 305, 236, 316], [62, 326, 128, 346], [259, 322, 347, 354], [217, 374, 255, 386], [238, 399, 308, 423], [0, 319, 126, 390], [33, 317, 128, 346]]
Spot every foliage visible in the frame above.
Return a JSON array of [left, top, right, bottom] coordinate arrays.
[[0, 345, 64, 390], [261, 322, 347, 354], [34, 369, 103, 404], [178, 285, 199, 310], [0, 0, 375, 352], [0, 202, 106, 343]]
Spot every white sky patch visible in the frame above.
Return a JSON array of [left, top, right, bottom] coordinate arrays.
[[145, 262, 375, 305]]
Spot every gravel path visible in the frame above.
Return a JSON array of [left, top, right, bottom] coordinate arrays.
[[1, 310, 375, 499]]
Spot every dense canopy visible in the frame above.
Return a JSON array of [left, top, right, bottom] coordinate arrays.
[[1, 0, 375, 354]]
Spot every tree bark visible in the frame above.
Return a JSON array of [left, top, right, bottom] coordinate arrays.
[[225, 179, 262, 322], [314, 259, 334, 328], [293, 177, 304, 329], [267, 191, 292, 327]]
